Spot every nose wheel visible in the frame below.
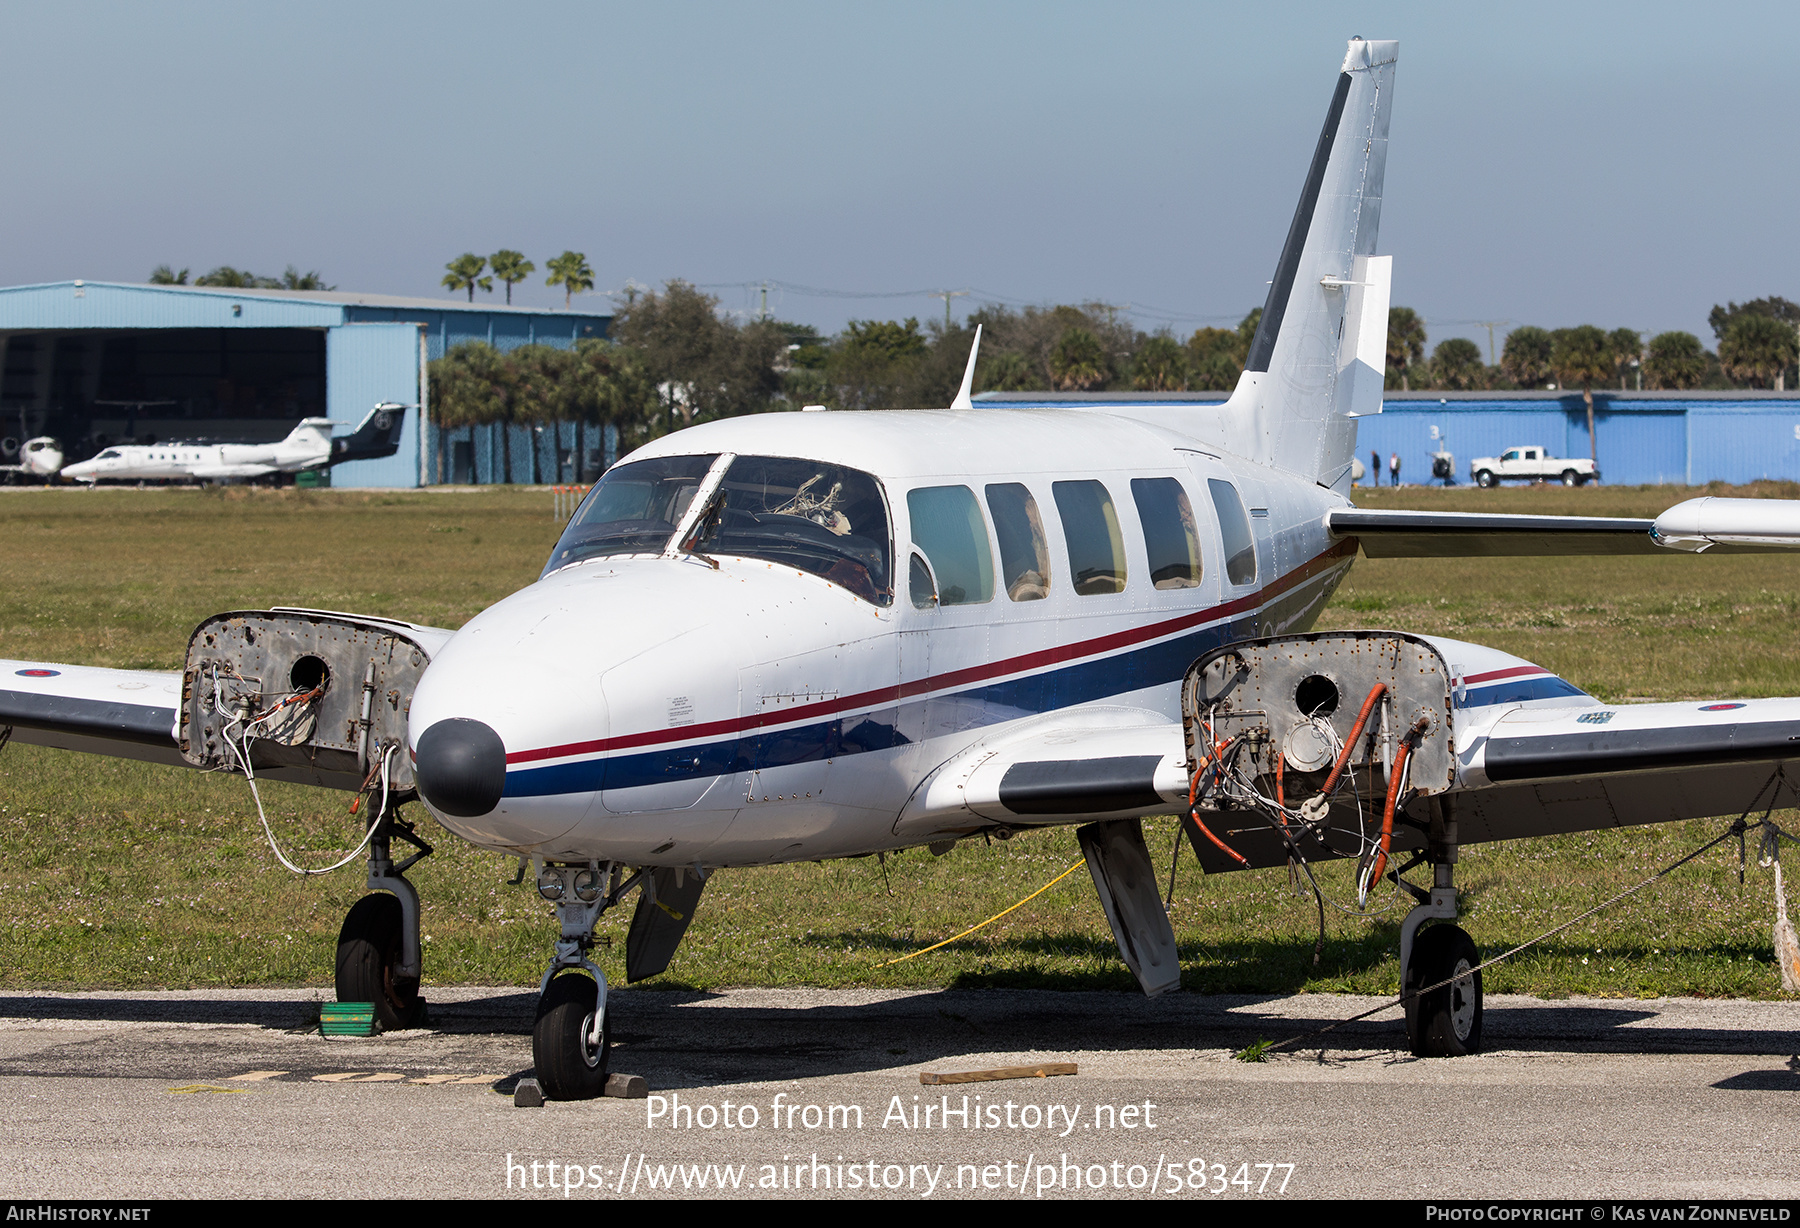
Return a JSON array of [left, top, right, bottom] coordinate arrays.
[[533, 972, 611, 1100]]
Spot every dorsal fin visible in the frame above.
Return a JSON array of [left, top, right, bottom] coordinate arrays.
[[950, 324, 983, 411]]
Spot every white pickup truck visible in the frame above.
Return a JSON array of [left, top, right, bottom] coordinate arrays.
[[1469, 445, 1599, 487]]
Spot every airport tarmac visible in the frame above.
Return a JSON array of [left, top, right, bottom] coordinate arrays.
[[0, 985, 1794, 1200]]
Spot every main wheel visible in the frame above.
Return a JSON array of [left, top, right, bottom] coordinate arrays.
[[1475, 469, 1495, 488], [1561, 469, 1579, 487], [335, 893, 424, 1031], [533, 973, 610, 1100], [1404, 924, 1483, 1057]]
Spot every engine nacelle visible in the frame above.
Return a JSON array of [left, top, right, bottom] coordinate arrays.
[[179, 608, 452, 792]]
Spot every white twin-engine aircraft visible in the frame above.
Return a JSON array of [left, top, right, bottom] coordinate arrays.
[[57, 402, 410, 484], [6, 39, 1800, 1098]]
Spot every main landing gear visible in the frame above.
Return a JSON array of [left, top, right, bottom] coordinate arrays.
[[1397, 812, 1483, 1057], [335, 792, 433, 1031]]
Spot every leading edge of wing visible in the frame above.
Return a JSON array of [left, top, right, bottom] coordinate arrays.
[[1326, 507, 1661, 557], [0, 659, 184, 766]]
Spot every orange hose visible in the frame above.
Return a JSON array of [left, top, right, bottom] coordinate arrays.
[[1319, 683, 1387, 797], [1369, 717, 1431, 889], [1187, 748, 1250, 868], [1275, 754, 1286, 809]]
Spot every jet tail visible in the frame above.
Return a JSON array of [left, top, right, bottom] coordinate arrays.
[[329, 403, 410, 465], [1222, 38, 1396, 492]]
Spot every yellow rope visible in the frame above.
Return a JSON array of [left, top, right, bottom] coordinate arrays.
[[878, 857, 1088, 967]]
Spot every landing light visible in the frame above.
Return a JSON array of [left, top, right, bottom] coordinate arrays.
[[572, 869, 602, 902], [536, 872, 564, 902]]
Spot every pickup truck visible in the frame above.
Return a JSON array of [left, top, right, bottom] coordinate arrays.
[[1469, 446, 1599, 487]]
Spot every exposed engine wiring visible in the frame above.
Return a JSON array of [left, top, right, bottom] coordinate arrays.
[[212, 669, 392, 876]]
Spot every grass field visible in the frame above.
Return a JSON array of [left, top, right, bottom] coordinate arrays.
[[1, 482, 1795, 999]]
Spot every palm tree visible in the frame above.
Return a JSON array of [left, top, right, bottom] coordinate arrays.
[[1386, 307, 1426, 391], [1132, 335, 1189, 391], [1550, 325, 1614, 466], [1608, 328, 1642, 390], [280, 266, 334, 291], [1643, 331, 1707, 390], [489, 250, 535, 305], [545, 251, 595, 307], [1430, 337, 1485, 390], [148, 265, 189, 285], [442, 253, 492, 302], [1500, 326, 1554, 388], [1720, 314, 1799, 390], [1049, 327, 1108, 390]]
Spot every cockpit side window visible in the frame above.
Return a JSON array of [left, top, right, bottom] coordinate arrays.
[[1130, 477, 1202, 589], [907, 485, 994, 606], [1052, 479, 1126, 595], [694, 455, 893, 605], [985, 483, 1051, 601], [541, 454, 718, 576]]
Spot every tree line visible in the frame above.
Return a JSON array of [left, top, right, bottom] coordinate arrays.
[[1389, 297, 1800, 395], [425, 280, 1800, 482]]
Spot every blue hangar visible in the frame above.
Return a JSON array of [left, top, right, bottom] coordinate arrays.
[[0, 281, 611, 487]]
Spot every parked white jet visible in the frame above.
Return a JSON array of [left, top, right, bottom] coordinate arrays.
[[5, 39, 1800, 1099], [0, 436, 63, 483], [58, 402, 409, 484]]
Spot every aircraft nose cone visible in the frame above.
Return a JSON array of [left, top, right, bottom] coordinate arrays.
[[415, 718, 507, 817]]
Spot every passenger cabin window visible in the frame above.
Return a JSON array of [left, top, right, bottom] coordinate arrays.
[[1206, 478, 1257, 586], [985, 483, 1052, 601], [1130, 477, 1202, 589], [542, 454, 717, 575], [693, 455, 893, 605], [907, 485, 994, 606], [1052, 480, 1126, 595]]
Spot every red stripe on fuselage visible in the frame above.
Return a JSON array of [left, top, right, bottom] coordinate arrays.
[[1462, 664, 1548, 685], [503, 536, 1357, 765]]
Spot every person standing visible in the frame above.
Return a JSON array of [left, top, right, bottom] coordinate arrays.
[[1389, 451, 1401, 487], [1371, 451, 1380, 488]]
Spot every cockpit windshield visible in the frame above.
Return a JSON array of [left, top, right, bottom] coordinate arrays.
[[541, 453, 893, 604], [690, 456, 892, 605], [541, 454, 717, 576]]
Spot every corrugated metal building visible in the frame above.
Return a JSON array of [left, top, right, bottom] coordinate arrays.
[[0, 281, 611, 487], [974, 390, 1800, 487]]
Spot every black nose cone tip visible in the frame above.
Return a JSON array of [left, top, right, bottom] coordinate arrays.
[[415, 718, 507, 818]]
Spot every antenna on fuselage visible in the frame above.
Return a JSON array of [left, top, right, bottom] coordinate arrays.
[[950, 324, 983, 411]]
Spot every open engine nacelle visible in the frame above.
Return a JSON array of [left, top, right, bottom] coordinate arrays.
[[179, 608, 451, 792], [1181, 631, 1456, 873]]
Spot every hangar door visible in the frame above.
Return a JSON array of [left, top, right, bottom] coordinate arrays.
[[327, 323, 422, 488]]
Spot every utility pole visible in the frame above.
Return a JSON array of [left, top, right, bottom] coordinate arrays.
[[759, 282, 769, 321], [1478, 320, 1509, 367], [930, 289, 969, 329]]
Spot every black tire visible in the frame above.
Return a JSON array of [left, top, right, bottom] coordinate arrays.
[[533, 973, 611, 1100], [335, 893, 424, 1031], [1475, 469, 1495, 488], [1404, 924, 1483, 1057], [1561, 469, 1579, 487]]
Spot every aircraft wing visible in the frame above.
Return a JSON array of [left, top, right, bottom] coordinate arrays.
[[1327, 497, 1800, 558], [0, 660, 184, 767], [893, 707, 1189, 841]]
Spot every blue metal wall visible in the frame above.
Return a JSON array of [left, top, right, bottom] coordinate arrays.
[[326, 324, 423, 487]]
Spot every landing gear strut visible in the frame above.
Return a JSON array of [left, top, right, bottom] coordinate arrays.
[[530, 862, 627, 1101], [1398, 813, 1483, 1056], [335, 792, 432, 1031]]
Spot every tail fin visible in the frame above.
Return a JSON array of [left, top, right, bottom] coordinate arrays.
[[329, 403, 409, 465], [1224, 38, 1396, 491]]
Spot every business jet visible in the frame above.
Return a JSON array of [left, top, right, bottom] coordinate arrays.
[[0, 436, 63, 483], [5, 39, 1800, 1099], [57, 402, 410, 484]]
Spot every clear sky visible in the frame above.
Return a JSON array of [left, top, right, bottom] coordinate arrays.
[[3, 1, 1794, 356]]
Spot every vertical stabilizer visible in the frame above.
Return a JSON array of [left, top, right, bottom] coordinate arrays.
[[1222, 38, 1396, 492]]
